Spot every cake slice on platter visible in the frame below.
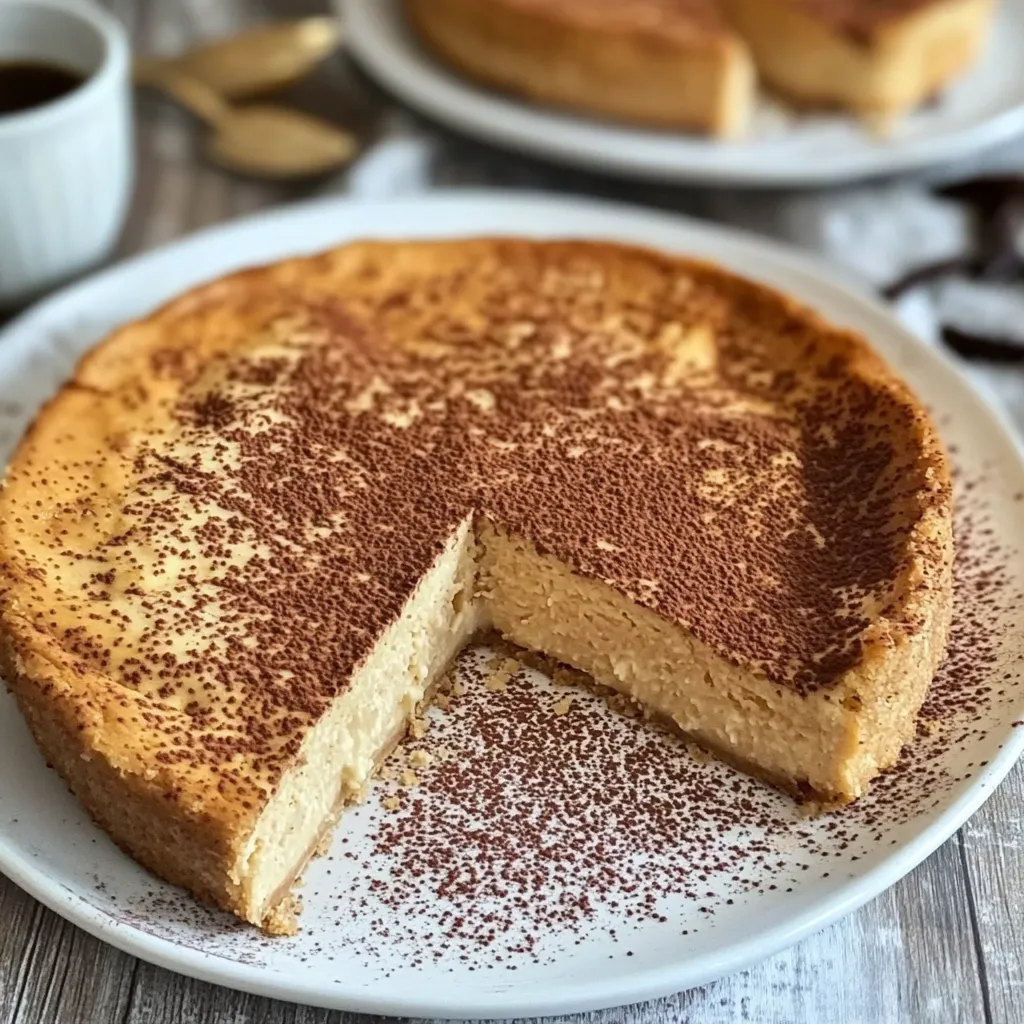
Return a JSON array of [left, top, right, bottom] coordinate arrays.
[[721, 0, 994, 123], [404, 0, 756, 136], [405, 0, 995, 135]]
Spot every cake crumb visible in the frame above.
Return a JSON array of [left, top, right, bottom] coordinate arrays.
[[410, 749, 433, 767], [552, 697, 573, 716], [434, 692, 452, 712], [313, 829, 334, 857], [486, 656, 520, 692], [400, 769, 419, 787], [262, 895, 301, 936], [685, 742, 713, 764], [410, 717, 427, 739], [606, 692, 641, 718], [551, 663, 591, 689], [383, 795, 401, 811], [797, 799, 830, 819]]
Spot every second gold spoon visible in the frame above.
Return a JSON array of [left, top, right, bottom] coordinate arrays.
[[150, 70, 359, 180]]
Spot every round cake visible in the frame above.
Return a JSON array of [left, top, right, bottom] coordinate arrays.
[[0, 238, 953, 931], [403, 0, 993, 135]]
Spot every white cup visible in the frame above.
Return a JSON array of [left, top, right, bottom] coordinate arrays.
[[0, 0, 133, 307]]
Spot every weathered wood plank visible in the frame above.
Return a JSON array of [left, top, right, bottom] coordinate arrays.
[[0, 878, 136, 1024], [11, 828, 980, 1024], [124, 961, 344, 1024], [0, 879, 44, 1023], [960, 760, 1024, 1024]]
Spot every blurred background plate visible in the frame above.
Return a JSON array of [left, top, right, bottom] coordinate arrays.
[[340, 0, 1024, 187]]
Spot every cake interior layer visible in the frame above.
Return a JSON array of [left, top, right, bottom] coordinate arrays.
[[244, 515, 936, 929], [237, 517, 480, 925]]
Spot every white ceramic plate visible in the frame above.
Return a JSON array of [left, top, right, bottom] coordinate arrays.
[[0, 192, 1021, 1019], [341, 0, 1024, 187]]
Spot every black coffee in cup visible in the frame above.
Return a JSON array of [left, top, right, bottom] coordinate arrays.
[[0, 60, 84, 116]]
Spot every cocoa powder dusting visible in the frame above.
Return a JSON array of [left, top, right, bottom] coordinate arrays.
[[285, 472, 1017, 973], [5, 241, 949, 811]]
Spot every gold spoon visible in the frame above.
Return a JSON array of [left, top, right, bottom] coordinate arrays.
[[133, 18, 343, 99], [147, 69, 359, 180]]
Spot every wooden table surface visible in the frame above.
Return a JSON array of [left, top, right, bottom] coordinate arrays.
[[1, 2, 1022, 1022]]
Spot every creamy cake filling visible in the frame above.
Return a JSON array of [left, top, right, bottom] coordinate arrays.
[[236, 517, 480, 922]]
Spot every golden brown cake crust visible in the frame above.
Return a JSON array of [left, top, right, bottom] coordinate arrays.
[[423, 0, 958, 45], [0, 238, 953, 921], [490, 0, 729, 38], [407, 0, 991, 129], [404, 0, 752, 134], [721, 0, 992, 119], [789, 0, 956, 41]]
